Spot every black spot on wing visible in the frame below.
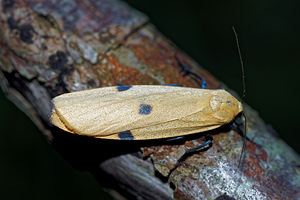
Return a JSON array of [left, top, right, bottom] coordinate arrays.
[[139, 104, 152, 115], [118, 130, 134, 140], [117, 85, 132, 92]]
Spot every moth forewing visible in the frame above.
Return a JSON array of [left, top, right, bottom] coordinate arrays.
[[51, 109, 68, 132], [51, 86, 242, 140]]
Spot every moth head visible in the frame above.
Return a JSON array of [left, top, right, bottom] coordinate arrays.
[[209, 93, 243, 123]]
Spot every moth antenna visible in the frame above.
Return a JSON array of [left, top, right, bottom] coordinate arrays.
[[232, 26, 247, 168], [232, 26, 246, 102], [238, 111, 247, 168]]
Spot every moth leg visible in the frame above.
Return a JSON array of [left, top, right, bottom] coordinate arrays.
[[175, 55, 207, 89], [230, 122, 261, 148], [184, 136, 213, 154], [114, 82, 133, 92], [114, 81, 126, 86], [166, 135, 213, 179], [115, 81, 182, 87], [166, 136, 184, 141], [164, 84, 182, 87]]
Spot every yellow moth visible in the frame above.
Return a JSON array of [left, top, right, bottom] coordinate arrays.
[[51, 85, 243, 140]]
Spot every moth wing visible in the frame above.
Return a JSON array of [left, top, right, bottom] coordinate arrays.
[[99, 117, 222, 140], [51, 109, 71, 133], [51, 86, 215, 138], [99, 102, 226, 140]]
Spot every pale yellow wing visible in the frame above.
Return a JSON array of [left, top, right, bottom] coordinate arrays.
[[51, 86, 242, 140]]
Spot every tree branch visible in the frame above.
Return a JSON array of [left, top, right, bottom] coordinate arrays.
[[0, 0, 299, 199]]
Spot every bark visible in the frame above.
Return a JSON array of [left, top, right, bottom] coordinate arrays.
[[0, 0, 299, 199]]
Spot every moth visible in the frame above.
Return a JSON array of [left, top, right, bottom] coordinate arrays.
[[51, 85, 243, 141]]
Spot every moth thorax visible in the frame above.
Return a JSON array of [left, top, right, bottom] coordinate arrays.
[[209, 95, 243, 122]]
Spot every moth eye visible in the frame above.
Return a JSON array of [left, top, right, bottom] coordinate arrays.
[[226, 100, 232, 104]]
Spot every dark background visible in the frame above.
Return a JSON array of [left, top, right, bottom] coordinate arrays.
[[1, 1, 299, 199]]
